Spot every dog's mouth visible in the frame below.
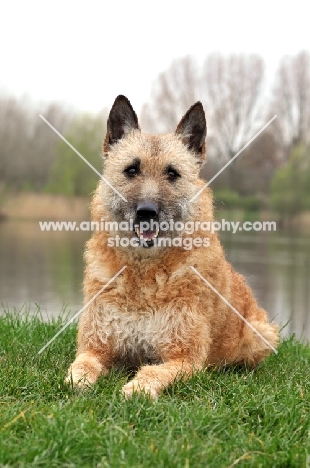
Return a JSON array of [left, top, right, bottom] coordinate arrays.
[[134, 225, 159, 247]]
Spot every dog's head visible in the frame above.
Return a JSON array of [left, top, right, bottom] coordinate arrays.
[[101, 95, 207, 248]]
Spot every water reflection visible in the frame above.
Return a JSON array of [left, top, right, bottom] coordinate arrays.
[[220, 230, 310, 340], [0, 221, 309, 340], [0, 221, 89, 318]]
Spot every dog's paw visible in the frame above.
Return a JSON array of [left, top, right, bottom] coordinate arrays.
[[122, 379, 159, 400], [65, 365, 99, 389], [66, 353, 103, 388], [65, 373, 92, 389]]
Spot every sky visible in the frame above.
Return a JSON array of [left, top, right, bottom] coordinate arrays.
[[1, 0, 309, 116]]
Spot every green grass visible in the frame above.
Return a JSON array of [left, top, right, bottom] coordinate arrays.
[[1, 311, 309, 468]]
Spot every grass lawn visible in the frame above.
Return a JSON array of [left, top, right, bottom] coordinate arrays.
[[0, 311, 309, 467]]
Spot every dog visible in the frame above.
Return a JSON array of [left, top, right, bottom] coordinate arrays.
[[66, 95, 279, 399]]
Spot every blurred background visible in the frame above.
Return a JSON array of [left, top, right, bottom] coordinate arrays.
[[0, 1, 309, 340]]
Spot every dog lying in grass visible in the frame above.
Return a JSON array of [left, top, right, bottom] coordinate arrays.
[[67, 95, 279, 399]]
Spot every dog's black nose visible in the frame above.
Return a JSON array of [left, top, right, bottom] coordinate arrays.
[[136, 202, 159, 219]]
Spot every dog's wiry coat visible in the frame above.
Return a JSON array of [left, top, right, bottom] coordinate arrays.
[[67, 95, 279, 399]]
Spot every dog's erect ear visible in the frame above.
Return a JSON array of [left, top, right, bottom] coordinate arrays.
[[175, 102, 207, 160], [103, 95, 140, 153]]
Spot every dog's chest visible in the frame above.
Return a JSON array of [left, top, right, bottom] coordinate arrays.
[[96, 303, 171, 363], [92, 266, 187, 363]]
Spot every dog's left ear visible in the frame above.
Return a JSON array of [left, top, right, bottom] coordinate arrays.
[[103, 95, 140, 154], [175, 102, 207, 161]]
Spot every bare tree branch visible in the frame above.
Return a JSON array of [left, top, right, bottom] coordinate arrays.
[[270, 50, 310, 153]]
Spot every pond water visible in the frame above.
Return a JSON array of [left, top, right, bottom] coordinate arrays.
[[0, 220, 309, 341]]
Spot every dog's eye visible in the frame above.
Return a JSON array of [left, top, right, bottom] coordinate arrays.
[[124, 166, 139, 177], [166, 167, 180, 181]]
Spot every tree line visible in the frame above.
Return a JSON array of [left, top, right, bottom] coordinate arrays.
[[0, 50, 309, 217]]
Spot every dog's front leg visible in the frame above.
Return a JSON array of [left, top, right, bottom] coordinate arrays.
[[122, 357, 205, 400], [66, 305, 115, 388]]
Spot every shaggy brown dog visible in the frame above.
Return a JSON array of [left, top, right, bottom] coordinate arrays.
[[67, 95, 279, 399]]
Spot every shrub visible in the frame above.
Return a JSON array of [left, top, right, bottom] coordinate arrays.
[[270, 144, 310, 217], [214, 190, 263, 211]]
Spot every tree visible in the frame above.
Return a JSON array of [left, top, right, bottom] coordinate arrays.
[[0, 95, 29, 185], [140, 55, 200, 133], [29, 102, 73, 189], [0, 95, 72, 190], [270, 50, 310, 156], [46, 112, 106, 196], [201, 53, 265, 190]]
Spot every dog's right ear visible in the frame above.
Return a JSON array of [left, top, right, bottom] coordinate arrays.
[[103, 95, 140, 154]]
